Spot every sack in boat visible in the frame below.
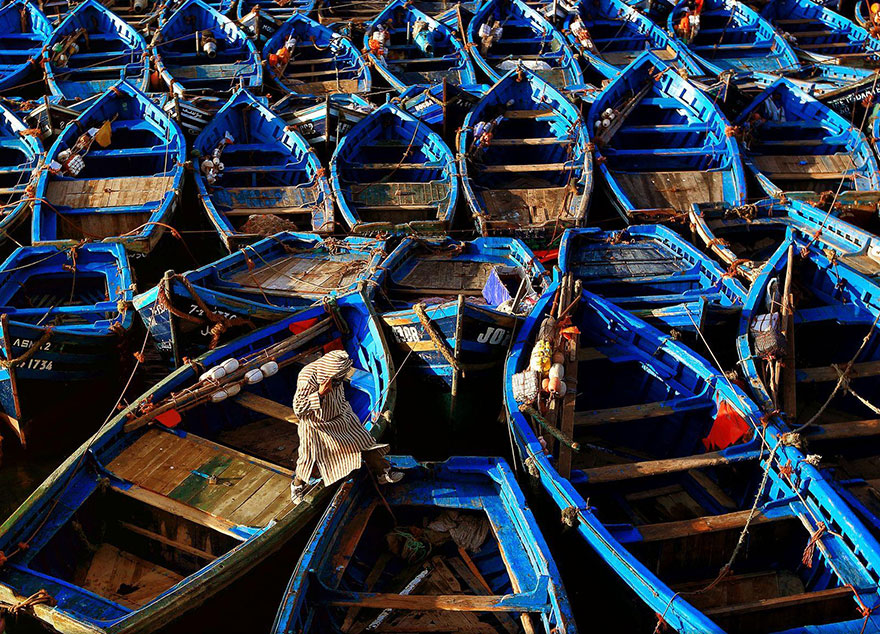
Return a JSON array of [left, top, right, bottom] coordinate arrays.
[[513, 369, 541, 404], [751, 312, 785, 358]]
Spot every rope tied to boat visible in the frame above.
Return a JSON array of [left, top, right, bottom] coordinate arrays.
[[161, 274, 256, 348], [722, 258, 751, 279], [706, 237, 730, 248], [802, 522, 827, 567], [795, 312, 880, 432], [5, 590, 56, 615], [561, 506, 579, 527]]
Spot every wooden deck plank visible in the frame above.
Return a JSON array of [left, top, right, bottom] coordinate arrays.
[[81, 544, 184, 609], [637, 509, 781, 542], [226, 472, 293, 526], [47, 176, 173, 209]]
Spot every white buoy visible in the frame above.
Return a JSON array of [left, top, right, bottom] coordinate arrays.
[[221, 358, 240, 374], [245, 368, 264, 384], [260, 361, 279, 377]]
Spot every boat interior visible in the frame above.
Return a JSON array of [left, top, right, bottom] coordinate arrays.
[[40, 91, 182, 242], [372, 5, 467, 87], [740, 83, 876, 195], [465, 78, 587, 230], [518, 284, 875, 633], [267, 17, 367, 97], [0, 303, 384, 623], [337, 108, 454, 230], [595, 59, 740, 218], [288, 464, 557, 634], [199, 97, 326, 235], [157, 6, 256, 94], [51, 4, 146, 99]]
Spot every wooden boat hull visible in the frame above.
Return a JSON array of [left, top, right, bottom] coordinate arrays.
[[32, 81, 186, 255], [330, 101, 458, 235], [193, 89, 335, 250], [383, 301, 518, 383], [558, 225, 747, 331], [0, 0, 52, 93], [134, 233, 386, 366], [466, 0, 586, 92], [588, 51, 746, 222], [667, 0, 800, 75], [375, 236, 550, 384], [153, 0, 262, 97], [457, 66, 592, 239], [263, 14, 370, 100], [45, 0, 150, 101], [506, 280, 880, 633], [0, 291, 394, 633], [364, 0, 477, 93], [736, 77, 880, 203], [0, 103, 41, 245], [690, 198, 880, 281], [0, 243, 134, 446], [272, 456, 576, 634], [563, 0, 702, 79]]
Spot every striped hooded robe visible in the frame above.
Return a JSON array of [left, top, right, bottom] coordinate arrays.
[[293, 350, 386, 485]]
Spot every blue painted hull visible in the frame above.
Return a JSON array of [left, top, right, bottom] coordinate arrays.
[[0, 291, 394, 633], [736, 77, 880, 202], [134, 232, 386, 367], [588, 51, 746, 222], [506, 281, 880, 632], [0, 0, 51, 93], [45, 0, 150, 101], [32, 80, 186, 255], [272, 456, 576, 634], [263, 13, 370, 100], [192, 89, 335, 250], [0, 102, 41, 244], [457, 66, 592, 238], [559, 225, 747, 331], [0, 243, 134, 446], [330, 101, 458, 235], [376, 236, 550, 384], [154, 0, 262, 97]]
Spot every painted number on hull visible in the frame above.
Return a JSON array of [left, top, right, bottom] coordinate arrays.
[[12, 338, 51, 351], [476, 327, 508, 346], [391, 325, 421, 343], [24, 358, 53, 371]]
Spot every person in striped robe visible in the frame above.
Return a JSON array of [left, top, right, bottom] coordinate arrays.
[[291, 350, 402, 502]]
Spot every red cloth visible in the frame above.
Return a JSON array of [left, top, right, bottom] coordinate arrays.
[[289, 317, 320, 334], [703, 400, 752, 451], [156, 409, 182, 428]]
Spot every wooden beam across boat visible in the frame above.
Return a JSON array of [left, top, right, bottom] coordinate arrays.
[[574, 398, 712, 426], [796, 359, 880, 383], [636, 509, 783, 543], [579, 448, 762, 484]]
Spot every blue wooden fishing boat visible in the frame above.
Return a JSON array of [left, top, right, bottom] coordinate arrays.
[[364, 0, 478, 94], [0, 289, 394, 634], [330, 101, 457, 235], [234, 0, 315, 28], [667, 0, 800, 74], [742, 64, 877, 100], [588, 51, 746, 223], [375, 236, 550, 387], [192, 89, 334, 252], [0, 103, 41, 244], [153, 0, 261, 97], [133, 232, 386, 366], [562, 0, 702, 79], [690, 197, 880, 281], [735, 232, 880, 545], [457, 65, 592, 237], [761, 0, 880, 63], [505, 277, 880, 633], [272, 456, 576, 634], [736, 77, 880, 202], [32, 81, 186, 255], [44, 0, 150, 101], [271, 93, 374, 148], [0, 0, 51, 94], [558, 225, 746, 331], [0, 243, 133, 447], [262, 13, 371, 100], [466, 0, 588, 93]]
